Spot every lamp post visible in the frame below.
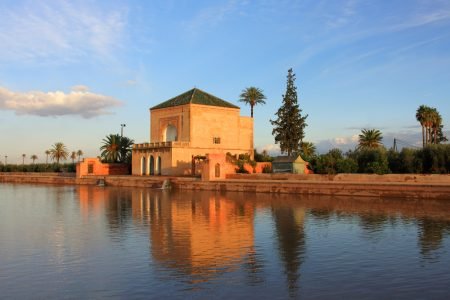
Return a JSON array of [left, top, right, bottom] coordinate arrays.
[[120, 124, 126, 137]]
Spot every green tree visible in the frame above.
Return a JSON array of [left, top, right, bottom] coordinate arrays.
[[50, 142, 69, 165], [30, 154, 38, 164], [22, 154, 26, 166], [358, 129, 383, 149], [76, 150, 84, 162], [100, 134, 134, 163], [271, 68, 308, 156], [239, 87, 266, 118]]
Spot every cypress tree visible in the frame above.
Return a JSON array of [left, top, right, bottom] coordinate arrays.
[[271, 68, 308, 156]]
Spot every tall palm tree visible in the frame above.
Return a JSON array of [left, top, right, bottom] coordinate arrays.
[[45, 150, 51, 164], [239, 87, 266, 118], [430, 109, 442, 144], [358, 129, 383, 149], [76, 150, 84, 162], [22, 154, 26, 165], [422, 107, 434, 145], [416, 105, 427, 147], [30, 154, 38, 164], [50, 142, 69, 165], [100, 134, 121, 163], [300, 142, 316, 158], [70, 151, 77, 164]]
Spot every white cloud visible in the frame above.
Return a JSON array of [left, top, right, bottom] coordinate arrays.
[[0, 86, 122, 118], [0, 2, 126, 63], [258, 143, 280, 156]]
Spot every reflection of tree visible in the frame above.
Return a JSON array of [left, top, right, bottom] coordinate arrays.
[[272, 205, 305, 296], [358, 213, 389, 235], [418, 218, 450, 258], [309, 208, 332, 223]]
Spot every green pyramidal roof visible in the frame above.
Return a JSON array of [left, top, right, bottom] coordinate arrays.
[[151, 88, 239, 110]]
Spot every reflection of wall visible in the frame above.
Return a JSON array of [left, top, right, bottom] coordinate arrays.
[[130, 190, 256, 278]]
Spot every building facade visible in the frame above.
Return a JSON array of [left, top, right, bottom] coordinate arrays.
[[132, 88, 253, 176]]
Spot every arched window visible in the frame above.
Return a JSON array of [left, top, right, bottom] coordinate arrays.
[[141, 157, 146, 175], [157, 156, 162, 175], [150, 156, 155, 175], [164, 124, 177, 142], [215, 163, 220, 178]]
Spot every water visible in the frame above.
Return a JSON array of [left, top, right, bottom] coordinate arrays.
[[1, 183, 450, 299]]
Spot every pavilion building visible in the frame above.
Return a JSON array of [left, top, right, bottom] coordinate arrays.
[[131, 88, 253, 176]]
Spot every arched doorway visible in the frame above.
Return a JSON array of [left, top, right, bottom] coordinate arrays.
[[157, 156, 162, 175], [150, 156, 155, 175], [141, 156, 146, 175], [215, 163, 220, 178], [164, 124, 177, 142]]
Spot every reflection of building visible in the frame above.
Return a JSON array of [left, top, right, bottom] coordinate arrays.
[[132, 88, 253, 176], [132, 190, 256, 279]]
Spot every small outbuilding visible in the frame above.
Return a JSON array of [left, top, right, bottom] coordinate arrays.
[[272, 155, 310, 174]]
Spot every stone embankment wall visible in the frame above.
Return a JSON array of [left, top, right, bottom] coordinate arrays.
[[1, 172, 450, 199]]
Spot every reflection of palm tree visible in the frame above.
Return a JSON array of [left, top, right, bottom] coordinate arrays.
[[418, 218, 450, 258], [272, 205, 305, 296]]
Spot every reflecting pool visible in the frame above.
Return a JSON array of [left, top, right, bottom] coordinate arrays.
[[1, 183, 450, 299]]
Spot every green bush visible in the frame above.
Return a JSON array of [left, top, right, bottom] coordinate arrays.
[[357, 148, 390, 174]]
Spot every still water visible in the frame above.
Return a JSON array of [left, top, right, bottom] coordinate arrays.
[[1, 183, 450, 299]]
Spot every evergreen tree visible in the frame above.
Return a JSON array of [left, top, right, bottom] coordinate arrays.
[[270, 68, 308, 156]]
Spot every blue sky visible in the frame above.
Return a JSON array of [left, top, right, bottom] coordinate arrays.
[[1, 0, 450, 163]]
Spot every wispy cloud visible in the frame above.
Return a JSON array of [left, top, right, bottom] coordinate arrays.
[[0, 86, 122, 118], [183, 0, 247, 36], [0, 1, 126, 64]]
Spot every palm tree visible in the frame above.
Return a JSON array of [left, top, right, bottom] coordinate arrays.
[[30, 154, 38, 164], [300, 142, 316, 158], [358, 129, 383, 149], [100, 134, 134, 163], [45, 150, 51, 164], [119, 136, 134, 163], [70, 151, 77, 164], [416, 105, 427, 147], [100, 134, 121, 163], [76, 150, 84, 162], [422, 107, 434, 145], [22, 154, 26, 165], [239, 87, 266, 118], [430, 109, 442, 144], [50, 142, 69, 165]]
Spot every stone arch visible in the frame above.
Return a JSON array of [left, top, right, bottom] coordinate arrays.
[[141, 156, 146, 175], [150, 155, 155, 175], [157, 156, 162, 175], [164, 124, 177, 142]]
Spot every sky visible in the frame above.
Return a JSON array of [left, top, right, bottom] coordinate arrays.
[[1, 0, 450, 163]]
